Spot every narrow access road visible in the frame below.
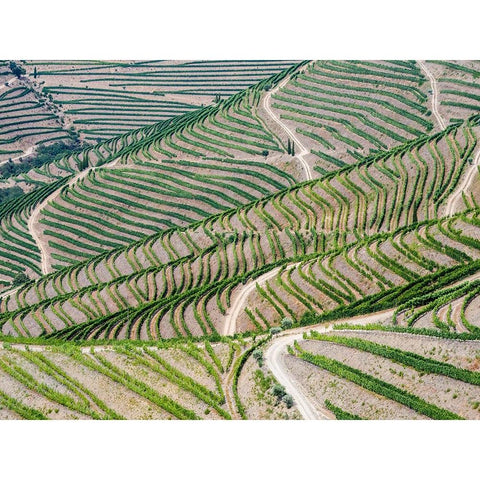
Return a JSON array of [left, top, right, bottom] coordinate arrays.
[[445, 147, 480, 216], [264, 309, 394, 420], [418, 61, 446, 131], [262, 66, 313, 181], [0, 286, 20, 300], [0, 146, 35, 166], [0, 77, 17, 91], [223, 266, 285, 336], [27, 158, 120, 275]]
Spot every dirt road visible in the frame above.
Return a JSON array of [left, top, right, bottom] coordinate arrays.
[[0, 146, 35, 166], [223, 266, 284, 336], [418, 61, 446, 131], [262, 67, 313, 181], [445, 147, 480, 216], [264, 309, 394, 419], [27, 158, 120, 275]]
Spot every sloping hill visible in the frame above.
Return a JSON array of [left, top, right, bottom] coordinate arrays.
[[2, 60, 480, 420]]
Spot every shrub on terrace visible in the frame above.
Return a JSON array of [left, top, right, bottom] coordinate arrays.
[[252, 348, 263, 366], [12, 272, 30, 287], [0, 185, 23, 205], [283, 394, 294, 408], [272, 383, 286, 399], [9, 61, 26, 78], [0, 140, 89, 180], [281, 317, 294, 329]]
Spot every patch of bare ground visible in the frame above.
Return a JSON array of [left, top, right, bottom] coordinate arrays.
[[300, 338, 480, 419], [152, 347, 218, 392], [238, 354, 302, 420], [99, 350, 221, 419], [42, 351, 170, 419], [283, 353, 423, 419], [464, 294, 480, 330], [0, 355, 89, 420], [0, 406, 22, 419]]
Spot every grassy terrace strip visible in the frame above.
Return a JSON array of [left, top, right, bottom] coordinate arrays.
[[293, 342, 462, 419], [307, 331, 480, 387], [0, 175, 72, 287], [69, 349, 199, 419], [425, 61, 480, 124], [19, 349, 123, 419], [3, 113, 471, 299], [117, 346, 231, 419], [0, 355, 104, 419], [0, 387, 47, 419], [232, 336, 269, 419], [0, 83, 69, 158], [324, 399, 363, 420], [38, 157, 295, 264], [331, 323, 480, 341], [4, 200, 480, 340]]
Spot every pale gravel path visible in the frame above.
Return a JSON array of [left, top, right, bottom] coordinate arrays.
[[262, 65, 313, 181], [27, 158, 120, 275], [445, 146, 480, 216], [418, 61, 446, 131], [222, 266, 283, 336], [0, 286, 20, 300], [0, 146, 35, 166], [264, 309, 395, 420], [0, 77, 17, 91]]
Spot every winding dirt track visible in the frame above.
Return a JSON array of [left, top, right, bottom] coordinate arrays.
[[445, 147, 480, 216], [264, 309, 395, 420], [27, 158, 120, 275], [0, 146, 35, 166], [262, 68, 313, 181], [223, 266, 284, 336], [418, 61, 446, 131]]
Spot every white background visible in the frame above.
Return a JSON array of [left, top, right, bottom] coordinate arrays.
[[1, 1, 478, 478]]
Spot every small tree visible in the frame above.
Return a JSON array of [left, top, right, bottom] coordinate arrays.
[[281, 317, 293, 329], [33, 67, 38, 79], [9, 61, 26, 78], [262, 150, 269, 158], [270, 326, 282, 335], [12, 272, 29, 287], [272, 383, 286, 399], [252, 349, 263, 367], [291, 142, 295, 156], [283, 394, 294, 408]]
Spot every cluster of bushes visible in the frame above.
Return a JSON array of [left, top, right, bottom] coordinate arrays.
[[271, 383, 294, 408], [0, 185, 23, 205]]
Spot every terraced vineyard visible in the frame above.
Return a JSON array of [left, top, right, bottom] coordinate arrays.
[[426, 61, 480, 125], [2, 59, 480, 420], [22, 60, 297, 141], [0, 61, 71, 163]]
